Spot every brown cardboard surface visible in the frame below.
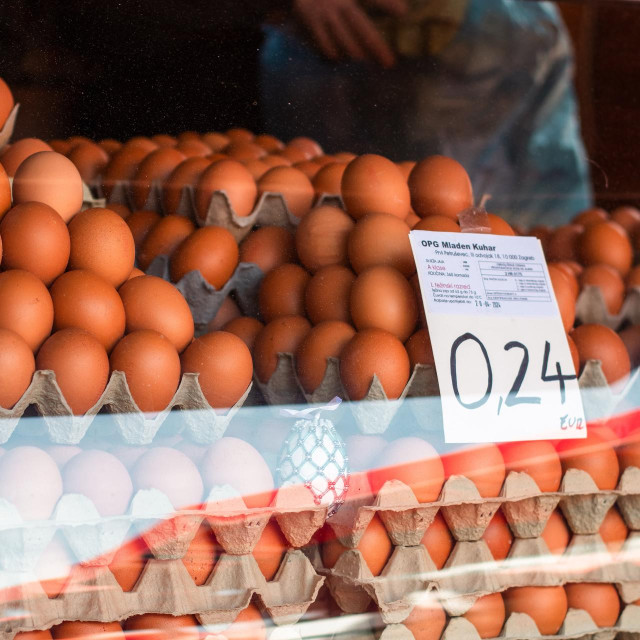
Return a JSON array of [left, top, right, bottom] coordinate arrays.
[[0, 104, 19, 150], [576, 286, 640, 330]]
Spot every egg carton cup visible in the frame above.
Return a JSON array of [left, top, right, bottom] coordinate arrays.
[[0, 104, 19, 151], [103, 179, 343, 243], [145, 254, 264, 329], [254, 353, 637, 436], [0, 489, 326, 636], [0, 368, 251, 446], [576, 286, 640, 331]]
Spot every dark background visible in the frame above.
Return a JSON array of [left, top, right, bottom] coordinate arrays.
[[1, 1, 639, 208]]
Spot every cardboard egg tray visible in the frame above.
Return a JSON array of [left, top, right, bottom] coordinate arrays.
[[0, 104, 18, 151], [102, 180, 343, 243], [144, 254, 264, 330], [0, 369, 251, 446], [0, 488, 327, 638], [299, 467, 640, 620], [576, 286, 640, 330], [255, 353, 639, 436]]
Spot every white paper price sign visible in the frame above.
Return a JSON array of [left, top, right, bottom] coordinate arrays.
[[409, 231, 586, 444]]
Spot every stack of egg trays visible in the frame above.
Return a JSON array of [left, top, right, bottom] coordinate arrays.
[[255, 355, 640, 435], [0, 369, 252, 446], [301, 466, 640, 640], [0, 486, 328, 640]]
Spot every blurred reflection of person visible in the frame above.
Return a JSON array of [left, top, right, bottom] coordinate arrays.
[[260, 0, 592, 226]]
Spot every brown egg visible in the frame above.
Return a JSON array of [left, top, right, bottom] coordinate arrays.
[[263, 154, 291, 168], [123, 614, 199, 640], [278, 146, 309, 164], [333, 151, 357, 163], [255, 134, 284, 153], [0, 163, 11, 222], [295, 321, 356, 393], [244, 159, 270, 180], [405, 328, 435, 368], [442, 444, 506, 498], [611, 205, 640, 238], [151, 134, 177, 147], [503, 586, 568, 635], [222, 316, 264, 352], [102, 145, 149, 199], [126, 209, 162, 250], [295, 205, 354, 272], [108, 535, 150, 591], [396, 160, 416, 180], [289, 136, 323, 158], [414, 215, 461, 232], [402, 595, 447, 640], [138, 215, 195, 271], [66, 136, 94, 149], [202, 132, 230, 152], [548, 264, 577, 332], [0, 77, 14, 127], [408, 155, 473, 220], [340, 328, 410, 400], [541, 509, 570, 555], [350, 266, 418, 341], [293, 160, 322, 180], [619, 325, 640, 369], [348, 212, 414, 277], [322, 514, 392, 575], [51, 270, 125, 352], [181, 522, 217, 585], [132, 148, 186, 209], [253, 315, 311, 382], [557, 431, 620, 490], [124, 136, 159, 153], [226, 128, 254, 143], [0, 138, 53, 176], [170, 225, 239, 289], [342, 154, 410, 220], [207, 296, 241, 331], [36, 328, 109, 414], [13, 151, 83, 222], [181, 331, 253, 410], [421, 511, 453, 569], [0, 329, 35, 409], [305, 265, 355, 325], [487, 213, 515, 235], [108, 202, 131, 219], [258, 166, 314, 218], [312, 162, 347, 196], [572, 207, 609, 227], [99, 138, 122, 155], [239, 226, 296, 274], [567, 333, 580, 374], [68, 208, 136, 287], [0, 202, 70, 285], [67, 142, 110, 182], [119, 275, 194, 352], [482, 510, 513, 559], [51, 622, 125, 640], [259, 263, 310, 322], [0, 269, 53, 351], [550, 261, 580, 299], [599, 506, 628, 553], [252, 521, 288, 581], [546, 224, 584, 262], [580, 264, 625, 315], [177, 138, 214, 158], [110, 330, 181, 412], [499, 440, 562, 492], [226, 141, 267, 162], [579, 221, 633, 276], [163, 156, 211, 214], [50, 139, 72, 154], [196, 159, 257, 218], [570, 323, 630, 386], [628, 265, 640, 291], [463, 593, 506, 639], [565, 583, 620, 627], [15, 632, 53, 640]]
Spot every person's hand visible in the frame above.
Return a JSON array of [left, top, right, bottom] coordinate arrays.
[[292, 0, 407, 68]]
